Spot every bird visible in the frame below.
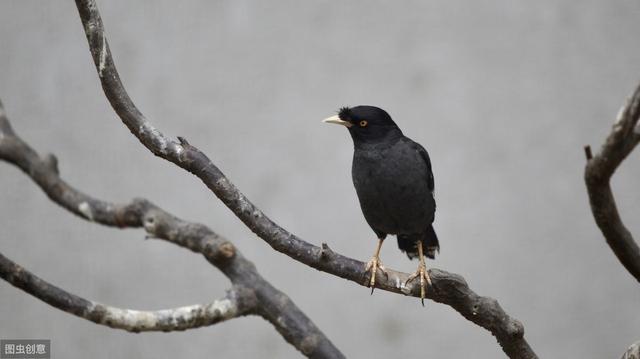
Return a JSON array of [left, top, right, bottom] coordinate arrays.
[[323, 105, 438, 304]]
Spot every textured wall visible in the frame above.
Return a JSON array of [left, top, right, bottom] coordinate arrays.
[[1, 1, 640, 358]]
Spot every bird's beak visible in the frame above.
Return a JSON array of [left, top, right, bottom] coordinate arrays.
[[322, 115, 353, 127]]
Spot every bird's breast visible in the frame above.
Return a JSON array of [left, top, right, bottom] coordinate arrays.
[[351, 142, 434, 235]]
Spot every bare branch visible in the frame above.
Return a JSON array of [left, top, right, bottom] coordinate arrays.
[[0, 104, 344, 359], [0, 112, 140, 228], [71, 1, 537, 357], [584, 82, 640, 283], [0, 251, 254, 332], [622, 341, 640, 359]]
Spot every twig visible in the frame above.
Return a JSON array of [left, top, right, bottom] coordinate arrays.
[[584, 81, 640, 283], [72, 0, 537, 357]]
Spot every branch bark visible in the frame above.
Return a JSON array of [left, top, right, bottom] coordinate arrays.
[[0, 104, 344, 358], [72, 1, 537, 358], [584, 82, 640, 283], [0, 252, 253, 332], [622, 341, 640, 359]]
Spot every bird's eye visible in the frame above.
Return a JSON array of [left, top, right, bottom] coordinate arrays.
[[359, 120, 368, 127]]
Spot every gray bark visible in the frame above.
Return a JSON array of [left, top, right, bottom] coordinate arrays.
[[584, 82, 640, 283]]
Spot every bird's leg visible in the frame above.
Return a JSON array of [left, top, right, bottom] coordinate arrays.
[[364, 238, 388, 293], [404, 240, 432, 306]]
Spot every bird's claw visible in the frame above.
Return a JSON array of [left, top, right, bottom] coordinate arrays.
[[364, 256, 388, 293], [404, 263, 431, 306]]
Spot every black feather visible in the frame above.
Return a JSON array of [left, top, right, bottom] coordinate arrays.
[[338, 106, 351, 121], [337, 105, 439, 261]]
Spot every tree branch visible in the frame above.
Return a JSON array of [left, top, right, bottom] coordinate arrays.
[[0, 251, 253, 332], [0, 104, 344, 358], [584, 81, 640, 283], [72, 0, 537, 357], [622, 341, 640, 359]]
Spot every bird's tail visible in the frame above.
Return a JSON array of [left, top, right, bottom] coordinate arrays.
[[397, 225, 440, 260]]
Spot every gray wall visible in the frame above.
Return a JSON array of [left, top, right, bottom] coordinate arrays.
[[2, 1, 640, 358]]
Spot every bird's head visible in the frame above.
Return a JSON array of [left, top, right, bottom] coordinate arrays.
[[323, 105, 403, 146]]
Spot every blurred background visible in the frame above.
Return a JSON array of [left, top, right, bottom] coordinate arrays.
[[1, 1, 640, 358]]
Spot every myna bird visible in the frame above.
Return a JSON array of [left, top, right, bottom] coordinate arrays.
[[323, 105, 438, 304]]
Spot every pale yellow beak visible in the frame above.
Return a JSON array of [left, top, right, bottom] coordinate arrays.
[[322, 115, 352, 127]]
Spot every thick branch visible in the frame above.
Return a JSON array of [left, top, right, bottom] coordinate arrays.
[[72, 1, 537, 357], [584, 81, 640, 283], [0, 105, 344, 358], [0, 251, 253, 332]]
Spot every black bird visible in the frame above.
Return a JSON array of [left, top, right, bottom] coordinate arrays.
[[323, 105, 438, 303]]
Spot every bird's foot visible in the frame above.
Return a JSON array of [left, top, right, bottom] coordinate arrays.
[[364, 256, 388, 293], [404, 263, 432, 306]]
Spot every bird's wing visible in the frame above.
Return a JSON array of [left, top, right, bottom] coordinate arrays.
[[408, 139, 434, 192]]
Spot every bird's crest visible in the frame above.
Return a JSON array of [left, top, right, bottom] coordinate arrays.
[[338, 106, 351, 121]]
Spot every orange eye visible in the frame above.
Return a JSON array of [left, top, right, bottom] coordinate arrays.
[[359, 120, 368, 127]]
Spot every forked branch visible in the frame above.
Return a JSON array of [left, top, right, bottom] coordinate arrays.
[[0, 102, 343, 359], [72, 1, 537, 357], [584, 82, 640, 283]]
